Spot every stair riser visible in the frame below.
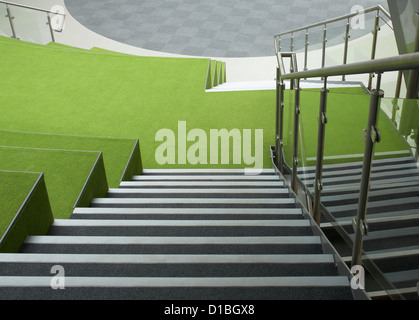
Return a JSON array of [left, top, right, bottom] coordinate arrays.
[[0, 262, 337, 277], [46, 226, 314, 237], [20, 243, 324, 255], [106, 193, 290, 199], [70, 214, 303, 220], [0, 286, 354, 300], [363, 235, 419, 252], [373, 255, 419, 274], [90, 203, 297, 209]]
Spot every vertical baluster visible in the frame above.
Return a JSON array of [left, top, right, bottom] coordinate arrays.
[[368, 10, 380, 91], [46, 13, 55, 43], [304, 28, 309, 72], [321, 24, 327, 68], [291, 79, 301, 194], [313, 78, 329, 225], [275, 67, 280, 168], [351, 73, 383, 267], [342, 18, 350, 81], [5, 4, 17, 39], [274, 36, 281, 67], [290, 32, 294, 52], [276, 68, 286, 173]]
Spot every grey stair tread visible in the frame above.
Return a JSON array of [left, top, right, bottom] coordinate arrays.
[[0, 253, 334, 264], [20, 236, 323, 255], [356, 227, 419, 241], [363, 246, 419, 259], [321, 211, 419, 228], [321, 186, 419, 204], [131, 175, 279, 180], [106, 188, 290, 199], [51, 219, 310, 227], [297, 156, 416, 173], [119, 181, 284, 188], [298, 162, 419, 181], [384, 269, 419, 284], [0, 276, 350, 288], [89, 197, 297, 209], [73, 207, 302, 215], [71, 207, 303, 220], [142, 169, 276, 175], [326, 197, 419, 215], [301, 168, 419, 186], [24, 235, 320, 245]]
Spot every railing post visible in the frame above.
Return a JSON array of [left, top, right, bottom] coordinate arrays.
[[304, 28, 309, 72], [276, 68, 286, 173], [342, 18, 350, 81], [351, 73, 383, 268], [291, 79, 301, 194], [290, 32, 294, 52], [46, 13, 55, 43], [313, 78, 329, 225], [5, 4, 17, 39], [368, 10, 380, 91], [321, 24, 327, 68], [275, 67, 280, 168]]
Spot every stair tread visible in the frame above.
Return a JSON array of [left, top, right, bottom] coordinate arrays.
[[132, 175, 279, 180], [119, 181, 284, 187], [108, 188, 288, 194], [51, 219, 310, 227], [73, 207, 303, 215], [0, 276, 350, 288], [0, 253, 334, 264], [24, 235, 321, 245]]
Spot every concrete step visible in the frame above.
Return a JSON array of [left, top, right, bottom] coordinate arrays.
[[119, 180, 285, 188], [89, 197, 297, 209], [0, 276, 353, 300], [71, 207, 303, 220], [106, 188, 290, 198], [131, 175, 280, 181], [20, 235, 323, 254], [46, 219, 313, 237], [0, 253, 338, 277]]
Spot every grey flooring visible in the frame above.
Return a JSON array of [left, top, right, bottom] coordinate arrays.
[[64, 0, 389, 57]]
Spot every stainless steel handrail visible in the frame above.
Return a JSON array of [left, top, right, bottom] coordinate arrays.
[[274, 5, 390, 38], [279, 51, 419, 80], [274, 5, 392, 84], [0, 0, 65, 15]]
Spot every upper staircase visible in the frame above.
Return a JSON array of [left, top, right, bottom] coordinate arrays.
[[0, 169, 356, 300]]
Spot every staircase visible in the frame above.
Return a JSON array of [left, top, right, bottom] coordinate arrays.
[[298, 156, 419, 299], [0, 169, 355, 300]]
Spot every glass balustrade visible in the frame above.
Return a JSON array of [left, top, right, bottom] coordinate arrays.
[[278, 81, 419, 299], [6, 5, 51, 44], [0, 2, 64, 44]]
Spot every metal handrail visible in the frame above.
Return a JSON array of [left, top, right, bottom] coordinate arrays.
[[274, 49, 419, 299], [274, 5, 390, 38], [0, 1, 66, 42], [0, 0, 65, 15], [279, 51, 419, 80], [274, 5, 392, 84]]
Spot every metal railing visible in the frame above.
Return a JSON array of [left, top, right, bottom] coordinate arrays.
[[0, 0, 65, 43], [274, 5, 392, 86], [274, 51, 419, 298]]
